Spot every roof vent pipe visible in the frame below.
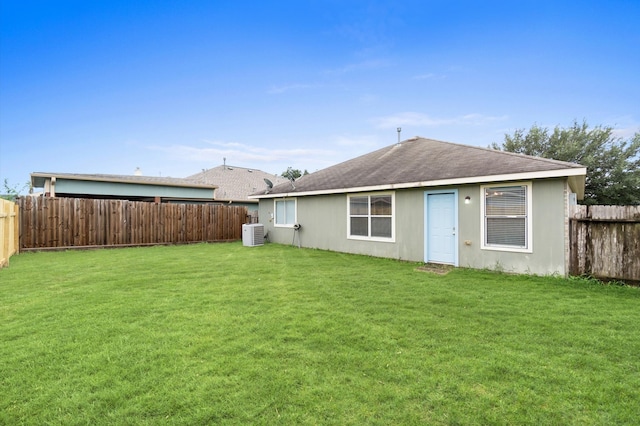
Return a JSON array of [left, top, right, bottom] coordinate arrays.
[[397, 127, 402, 145]]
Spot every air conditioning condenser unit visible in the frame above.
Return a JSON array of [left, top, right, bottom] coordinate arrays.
[[242, 223, 264, 247]]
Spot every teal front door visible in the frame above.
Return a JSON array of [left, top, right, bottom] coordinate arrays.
[[425, 191, 457, 265]]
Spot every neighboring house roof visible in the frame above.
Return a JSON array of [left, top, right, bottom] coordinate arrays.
[[31, 172, 215, 189], [30, 172, 217, 201], [252, 137, 587, 199], [187, 165, 287, 203]]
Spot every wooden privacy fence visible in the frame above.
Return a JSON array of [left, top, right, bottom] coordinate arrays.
[[570, 205, 640, 283], [18, 197, 249, 250], [0, 199, 20, 267]]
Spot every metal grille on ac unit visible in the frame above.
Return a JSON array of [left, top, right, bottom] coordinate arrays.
[[242, 224, 264, 246]]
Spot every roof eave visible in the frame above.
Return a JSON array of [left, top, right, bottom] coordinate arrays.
[[30, 172, 217, 190], [250, 168, 588, 199], [214, 198, 259, 204], [568, 174, 586, 200]]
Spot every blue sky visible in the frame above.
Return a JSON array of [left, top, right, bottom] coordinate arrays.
[[1, 0, 639, 191]]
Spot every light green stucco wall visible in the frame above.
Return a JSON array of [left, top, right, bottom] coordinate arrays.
[[258, 192, 425, 261], [457, 179, 568, 275], [258, 178, 569, 276]]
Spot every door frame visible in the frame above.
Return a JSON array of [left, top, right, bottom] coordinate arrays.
[[424, 189, 459, 266]]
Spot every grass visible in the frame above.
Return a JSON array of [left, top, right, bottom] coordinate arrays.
[[1, 242, 639, 425]]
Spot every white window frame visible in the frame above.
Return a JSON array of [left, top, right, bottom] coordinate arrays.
[[347, 192, 395, 242], [480, 182, 533, 253], [274, 198, 297, 227]]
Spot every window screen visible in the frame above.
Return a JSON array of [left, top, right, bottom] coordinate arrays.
[[484, 185, 528, 248]]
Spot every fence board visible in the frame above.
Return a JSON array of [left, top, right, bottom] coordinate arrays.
[[0, 199, 19, 268], [20, 197, 31, 248], [17, 197, 248, 251], [570, 205, 640, 283]]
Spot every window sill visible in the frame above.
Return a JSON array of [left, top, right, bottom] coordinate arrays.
[[348, 235, 395, 243], [481, 245, 533, 254]]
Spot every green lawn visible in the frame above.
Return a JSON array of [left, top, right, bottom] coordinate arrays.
[[1, 243, 639, 425]]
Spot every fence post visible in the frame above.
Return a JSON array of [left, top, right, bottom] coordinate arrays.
[[13, 202, 19, 256]]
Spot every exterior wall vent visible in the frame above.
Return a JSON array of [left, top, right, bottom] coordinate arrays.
[[242, 223, 264, 246]]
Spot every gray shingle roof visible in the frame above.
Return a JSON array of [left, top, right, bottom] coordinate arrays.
[[187, 165, 287, 202], [256, 137, 586, 197]]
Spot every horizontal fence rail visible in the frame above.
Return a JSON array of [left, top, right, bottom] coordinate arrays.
[[570, 205, 640, 283], [18, 197, 249, 250], [0, 199, 19, 267]]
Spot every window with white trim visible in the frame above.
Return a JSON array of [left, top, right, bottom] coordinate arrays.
[[481, 183, 532, 252], [348, 193, 394, 241], [274, 198, 296, 226]]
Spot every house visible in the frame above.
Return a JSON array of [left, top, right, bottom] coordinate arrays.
[[251, 137, 586, 276], [187, 165, 287, 213], [30, 172, 217, 203]]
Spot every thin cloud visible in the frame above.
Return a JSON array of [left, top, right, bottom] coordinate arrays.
[[412, 73, 445, 80], [332, 134, 380, 148], [323, 59, 391, 75], [612, 126, 640, 139], [372, 112, 508, 129], [148, 140, 337, 170], [373, 112, 446, 128], [358, 93, 378, 104], [202, 140, 246, 148], [267, 83, 317, 95], [459, 113, 509, 125], [608, 116, 640, 139]]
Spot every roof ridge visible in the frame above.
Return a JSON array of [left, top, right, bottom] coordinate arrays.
[[188, 164, 282, 177]]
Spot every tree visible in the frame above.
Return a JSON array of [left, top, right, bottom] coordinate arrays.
[[491, 120, 640, 205], [281, 167, 309, 180], [1, 179, 30, 201]]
